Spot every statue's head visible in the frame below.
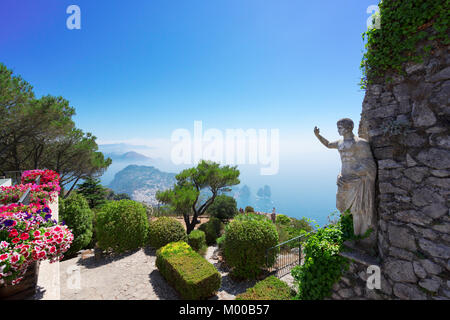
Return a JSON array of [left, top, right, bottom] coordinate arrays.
[[337, 118, 354, 136]]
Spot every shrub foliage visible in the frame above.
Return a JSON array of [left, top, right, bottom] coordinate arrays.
[[235, 276, 295, 300], [223, 214, 279, 279], [207, 194, 238, 222], [148, 216, 187, 249], [198, 217, 223, 245], [291, 222, 348, 300], [95, 200, 149, 253], [59, 193, 93, 257], [156, 241, 221, 299], [188, 229, 206, 253]]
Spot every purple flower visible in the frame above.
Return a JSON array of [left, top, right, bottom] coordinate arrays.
[[3, 220, 14, 227]]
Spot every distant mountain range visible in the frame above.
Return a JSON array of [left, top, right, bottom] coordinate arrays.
[[108, 165, 176, 206], [104, 151, 152, 162]]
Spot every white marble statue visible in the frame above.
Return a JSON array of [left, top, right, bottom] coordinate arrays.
[[314, 118, 376, 235]]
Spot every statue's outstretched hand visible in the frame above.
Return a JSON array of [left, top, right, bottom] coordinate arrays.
[[314, 126, 320, 137]]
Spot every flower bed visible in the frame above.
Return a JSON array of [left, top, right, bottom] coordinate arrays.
[[156, 241, 221, 299], [0, 184, 57, 206], [0, 170, 72, 289]]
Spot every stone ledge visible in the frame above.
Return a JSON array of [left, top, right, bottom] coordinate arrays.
[[35, 194, 61, 300], [340, 242, 380, 267]]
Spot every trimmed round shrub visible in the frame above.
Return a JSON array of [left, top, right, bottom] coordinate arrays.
[[223, 214, 279, 279], [208, 195, 238, 222], [198, 217, 223, 245], [188, 230, 206, 252], [95, 200, 149, 253], [148, 217, 187, 249], [245, 206, 255, 213], [59, 193, 94, 257]]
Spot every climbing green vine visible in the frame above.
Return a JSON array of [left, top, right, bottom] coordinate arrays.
[[290, 214, 354, 300], [360, 0, 450, 88]]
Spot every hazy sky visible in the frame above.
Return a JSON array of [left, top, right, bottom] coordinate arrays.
[[0, 0, 380, 224]]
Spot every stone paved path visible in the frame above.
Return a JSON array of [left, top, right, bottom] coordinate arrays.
[[204, 245, 256, 300], [38, 245, 257, 300], [56, 247, 179, 300]]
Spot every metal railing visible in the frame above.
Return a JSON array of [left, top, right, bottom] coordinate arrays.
[[265, 232, 314, 278]]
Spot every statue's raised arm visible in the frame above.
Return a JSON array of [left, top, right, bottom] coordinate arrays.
[[314, 126, 338, 149]]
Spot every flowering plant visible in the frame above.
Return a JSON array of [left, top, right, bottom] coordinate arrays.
[[21, 170, 60, 186], [0, 184, 57, 206], [0, 204, 73, 286], [0, 169, 72, 287]]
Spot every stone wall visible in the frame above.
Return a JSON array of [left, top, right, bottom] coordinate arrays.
[[351, 40, 449, 299]]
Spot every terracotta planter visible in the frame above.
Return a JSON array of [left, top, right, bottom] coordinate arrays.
[[0, 262, 40, 300]]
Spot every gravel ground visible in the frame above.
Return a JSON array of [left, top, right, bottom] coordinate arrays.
[[55, 247, 179, 300], [204, 245, 257, 300], [40, 245, 256, 300], [34, 245, 295, 300]]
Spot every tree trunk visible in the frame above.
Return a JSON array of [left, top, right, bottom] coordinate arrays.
[[64, 176, 80, 198], [185, 212, 199, 235]]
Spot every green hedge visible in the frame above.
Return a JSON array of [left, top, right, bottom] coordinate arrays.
[[95, 200, 149, 253], [235, 276, 295, 300], [148, 217, 187, 249], [223, 214, 279, 279], [198, 217, 223, 245], [59, 193, 94, 257], [156, 242, 221, 299], [188, 230, 206, 253]]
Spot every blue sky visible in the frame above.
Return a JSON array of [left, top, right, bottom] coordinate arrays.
[[0, 0, 380, 224]]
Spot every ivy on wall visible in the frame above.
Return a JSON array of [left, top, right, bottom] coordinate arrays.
[[360, 0, 450, 88]]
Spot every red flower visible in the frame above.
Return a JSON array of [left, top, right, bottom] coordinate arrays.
[[12, 238, 21, 244], [0, 254, 8, 261], [20, 233, 30, 241], [9, 229, 18, 238], [11, 254, 19, 263]]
